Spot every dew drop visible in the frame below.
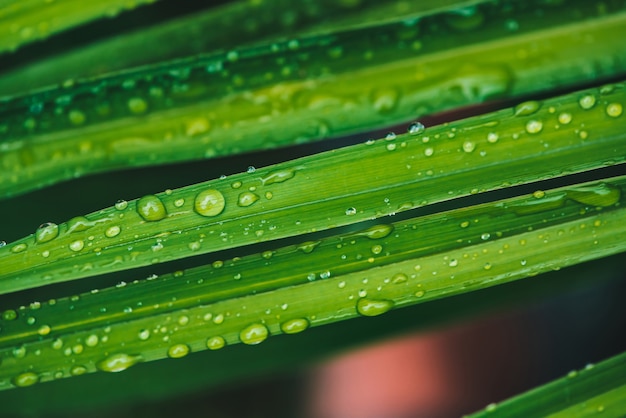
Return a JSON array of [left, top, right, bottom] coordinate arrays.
[[35, 222, 59, 243], [138, 329, 150, 340], [297, 241, 321, 254], [37, 325, 51, 336], [558, 112, 572, 125], [69, 240, 85, 252], [481, 233, 491, 240], [370, 244, 382, 255], [70, 365, 87, 376], [13, 346, 26, 358], [280, 318, 310, 334], [525, 120, 543, 134], [424, 147, 434, 157], [239, 323, 269, 345], [12, 372, 39, 387], [578, 94, 596, 110], [357, 298, 394, 317], [320, 270, 331, 279], [114, 200, 128, 210], [2, 309, 17, 321], [392, 273, 408, 284], [449, 259, 459, 267], [167, 343, 190, 359], [194, 189, 226, 216], [247, 166, 256, 173], [11, 243, 27, 253], [67, 216, 92, 233], [105, 226, 121, 238], [137, 195, 167, 221], [96, 353, 142, 372], [606, 103, 623, 118], [345, 207, 357, 216], [206, 336, 226, 350], [85, 334, 99, 347], [407, 122, 425, 135], [462, 141, 476, 153], [362, 224, 394, 239], [261, 169, 296, 185], [514, 100, 541, 116], [487, 132, 499, 143], [484, 262, 492, 270], [237, 192, 260, 207]]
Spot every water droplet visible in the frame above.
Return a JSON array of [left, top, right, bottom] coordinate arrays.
[[37, 325, 51, 336], [206, 336, 226, 350], [237, 192, 260, 207], [115, 200, 128, 210], [297, 241, 320, 254], [69, 240, 84, 252], [385, 132, 396, 140], [484, 262, 492, 270], [70, 365, 87, 376], [35, 222, 59, 243], [167, 343, 190, 359], [138, 329, 150, 340], [487, 132, 499, 143], [525, 120, 543, 134], [357, 298, 394, 317], [462, 141, 476, 153], [370, 245, 382, 255], [567, 183, 621, 207], [558, 112, 572, 125], [194, 189, 226, 217], [578, 94, 596, 110], [11, 243, 27, 253], [67, 216, 92, 233], [281, 318, 310, 334], [415, 290, 425, 298], [320, 270, 331, 279], [424, 147, 434, 157], [485, 403, 497, 412], [13, 346, 26, 358], [514, 100, 541, 116], [361, 224, 394, 240], [2, 309, 17, 320], [261, 169, 296, 185], [407, 122, 425, 135], [392, 273, 408, 284], [128, 97, 148, 114], [85, 334, 99, 347], [105, 226, 121, 238], [247, 166, 256, 173], [345, 207, 357, 216], [239, 323, 269, 345], [606, 103, 623, 118], [449, 259, 459, 267], [481, 233, 491, 240], [137, 195, 167, 221], [96, 353, 142, 372], [12, 372, 39, 387]]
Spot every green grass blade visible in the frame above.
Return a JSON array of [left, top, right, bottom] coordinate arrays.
[[0, 0, 158, 54], [1, 81, 625, 293], [468, 352, 626, 417], [2, 0, 626, 198], [0, 174, 624, 390]]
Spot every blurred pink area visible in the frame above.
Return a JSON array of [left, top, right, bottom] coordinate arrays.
[[306, 309, 533, 418]]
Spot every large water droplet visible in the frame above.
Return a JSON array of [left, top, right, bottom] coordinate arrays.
[[96, 353, 142, 372], [356, 298, 394, 316], [239, 323, 269, 345], [525, 120, 543, 134], [137, 195, 167, 221], [280, 318, 310, 334], [67, 216, 92, 233], [578, 94, 596, 110], [407, 122, 425, 135], [567, 183, 621, 207], [606, 103, 623, 118], [69, 240, 85, 252], [35, 222, 59, 243], [194, 189, 226, 217], [167, 343, 190, 359], [514, 100, 541, 116], [105, 226, 121, 238], [12, 372, 39, 387], [362, 224, 394, 239]]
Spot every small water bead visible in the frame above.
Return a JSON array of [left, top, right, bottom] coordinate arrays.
[[370, 245, 383, 255], [481, 233, 491, 240], [424, 147, 434, 157], [357, 298, 394, 317], [297, 241, 321, 254], [484, 262, 492, 270], [449, 259, 459, 267], [237, 192, 259, 207], [96, 353, 142, 372], [70, 365, 87, 376], [206, 336, 226, 350], [407, 121, 425, 135], [281, 318, 310, 334], [525, 120, 543, 134], [362, 224, 394, 239], [105, 226, 121, 238], [13, 346, 26, 358], [35, 222, 59, 243], [240, 323, 269, 345], [462, 141, 476, 153], [415, 290, 425, 298], [138, 329, 150, 340], [578, 94, 596, 110], [261, 169, 296, 185], [137, 195, 167, 221], [12, 372, 39, 387], [114, 200, 128, 210], [558, 112, 572, 125], [386, 143, 396, 151], [85, 334, 99, 347], [194, 189, 226, 217], [67, 216, 92, 233], [174, 198, 185, 207], [485, 403, 497, 412], [606, 103, 623, 118], [514, 100, 541, 116], [320, 270, 331, 279], [385, 132, 396, 140], [167, 343, 190, 359], [69, 240, 84, 252], [486, 132, 499, 143], [392, 273, 408, 284], [345, 207, 357, 216], [2, 309, 17, 320], [128, 97, 148, 114], [37, 324, 51, 336], [247, 166, 256, 174]]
